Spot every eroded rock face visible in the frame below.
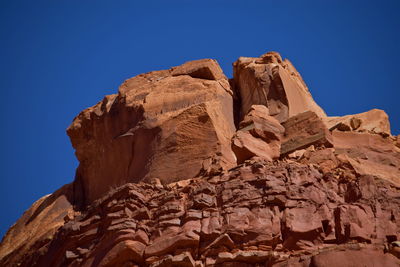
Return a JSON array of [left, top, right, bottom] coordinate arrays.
[[4, 160, 399, 266], [0, 184, 74, 267], [233, 51, 326, 122], [2, 52, 400, 267], [67, 59, 237, 205], [332, 131, 400, 186], [281, 111, 333, 155], [324, 108, 391, 136], [232, 105, 284, 163]]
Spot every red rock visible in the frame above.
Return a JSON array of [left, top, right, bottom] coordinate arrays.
[[281, 111, 333, 155], [332, 131, 400, 186], [144, 232, 200, 258], [233, 51, 326, 122], [0, 184, 74, 267], [3, 53, 400, 267], [324, 108, 391, 135], [334, 204, 375, 243], [201, 212, 222, 239], [395, 135, 400, 148], [311, 248, 400, 267], [203, 233, 235, 252], [282, 205, 324, 250], [216, 250, 271, 264], [232, 105, 284, 163], [299, 148, 339, 174], [149, 251, 196, 267], [67, 59, 237, 204], [98, 240, 145, 266], [3, 160, 400, 266]]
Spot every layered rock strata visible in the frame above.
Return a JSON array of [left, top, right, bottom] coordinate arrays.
[[1, 52, 400, 267], [2, 159, 399, 266]]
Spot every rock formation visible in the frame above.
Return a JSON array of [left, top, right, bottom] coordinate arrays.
[[233, 52, 327, 122], [67, 59, 237, 205], [1, 52, 400, 267]]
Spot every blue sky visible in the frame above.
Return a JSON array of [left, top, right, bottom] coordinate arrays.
[[0, 1, 399, 238]]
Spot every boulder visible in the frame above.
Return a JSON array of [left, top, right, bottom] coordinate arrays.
[[67, 59, 237, 204], [281, 111, 333, 155], [232, 105, 284, 163], [233, 51, 326, 122]]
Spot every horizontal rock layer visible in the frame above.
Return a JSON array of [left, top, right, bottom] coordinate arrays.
[[2, 159, 399, 266]]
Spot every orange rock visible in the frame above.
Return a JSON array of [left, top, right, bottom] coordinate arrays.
[[332, 131, 400, 186], [3, 161, 400, 267], [311, 248, 400, 267], [281, 111, 333, 155], [0, 184, 74, 266], [232, 105, 284, 163], [67, 59, 236, 204], [98, 240, 145, 266], [324, 109, 391, 136], [233, 51, 326, 122], [3, 53, 400, 267]]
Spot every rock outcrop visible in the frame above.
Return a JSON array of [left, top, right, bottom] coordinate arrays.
[[281, 111, 333, 155], [67, 59, 237, 205], [2, 160, 399, 266], [324, 108, 391, 136], [1, 51, 400, 267], [233, 52, 327, 122], [232, 105, 284, 163]]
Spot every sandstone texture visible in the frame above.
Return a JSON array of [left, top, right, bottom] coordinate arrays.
[[232, 105, 284, 163], [280, 111, 333, 155], [233, 52, 326, 122], [324, 108, 391, 136], [1, 52, 400, 267], [67, 59, 236, 204]]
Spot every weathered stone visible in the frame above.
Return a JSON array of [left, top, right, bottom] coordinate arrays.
[[3, 52, 400, 267], [67, 59, 236, 204], [232, 105, 284, 163], [311, 248, 400, 267], [150, 252, 196, 267], [216, 250, 271, 264], [332, 131, 400, 186], [324, 109, 391, 135], [334, 205, 375, 243], [282, 205, 324, 250], [233, 51, 326, 122], [0, 184, 74, 267], [281, 111, 333, 155], [145, 232, 200, 258], [98, 240, 145, 266]]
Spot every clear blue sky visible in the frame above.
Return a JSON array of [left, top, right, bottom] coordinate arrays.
[[1, 1, 399, 238]]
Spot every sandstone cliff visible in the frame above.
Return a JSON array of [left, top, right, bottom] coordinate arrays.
[[1, 52, 399, 267]]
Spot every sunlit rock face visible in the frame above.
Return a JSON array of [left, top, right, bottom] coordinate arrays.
[[67, 59, 237, 205], [1, 52, 400, 267], [233, 51, 327, 122]]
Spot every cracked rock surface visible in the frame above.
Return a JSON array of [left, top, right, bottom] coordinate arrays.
[[1, 52, 400, 267]]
